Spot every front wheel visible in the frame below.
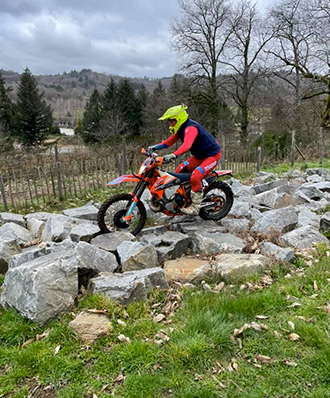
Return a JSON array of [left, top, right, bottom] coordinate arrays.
[[97, 193, 147, 236], [199, 181, 234, 221]]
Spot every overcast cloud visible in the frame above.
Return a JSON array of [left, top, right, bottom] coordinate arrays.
[[0, 0, 279, 78]]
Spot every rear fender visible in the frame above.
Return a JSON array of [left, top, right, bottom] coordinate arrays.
[[106, 174, 141, 186], [214, 170, 232, 177]]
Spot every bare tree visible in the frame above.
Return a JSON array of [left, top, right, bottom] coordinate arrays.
[[220, 0, 275, 143], [94, 110, 130, 143], [171, 0, 237, 131], [268, 0, 330, 130]]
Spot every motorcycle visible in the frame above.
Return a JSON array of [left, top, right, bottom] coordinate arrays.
[[97, 148, 234, 236]]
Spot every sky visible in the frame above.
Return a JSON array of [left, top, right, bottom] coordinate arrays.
[[0, 0, 279, 78]]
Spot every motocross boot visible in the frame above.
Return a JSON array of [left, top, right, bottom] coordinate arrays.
[[181, 191, 203, 216]]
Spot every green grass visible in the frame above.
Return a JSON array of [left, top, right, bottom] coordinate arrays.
[[260, 158, 330, 175], [2, 250, 330, 397]]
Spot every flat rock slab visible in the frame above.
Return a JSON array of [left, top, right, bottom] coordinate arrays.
[[220, 218, 250, 234], [89, 267, 168, 305], [0, 223, 33, 246], [164, 257, 212, 283], [0, 213, 25, 227], [251, 206, 298, 234], [280, 225, 329, 250], [190, 232, 246, 255], [69, 311, 111, 343], [70, 223, 100, 242], [253, 179, 287, 195], [75, 241, 118, 273], [25, 212, 53, 222], [117, 241, 159, 272], [138, 225, 166, 237], [214, 253, 270, 278], [63, 204, 99, 221], [1, 251, 79, 324], [91, 232, 136, 253]]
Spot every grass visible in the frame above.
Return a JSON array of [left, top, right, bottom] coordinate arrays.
[[2, 247, 330, 397], [260, 158, 330, 175]]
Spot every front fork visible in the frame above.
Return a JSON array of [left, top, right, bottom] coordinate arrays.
[[124, 180, 147, 222]]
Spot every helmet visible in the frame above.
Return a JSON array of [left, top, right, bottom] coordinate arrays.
[[158, 104, 189, 134]]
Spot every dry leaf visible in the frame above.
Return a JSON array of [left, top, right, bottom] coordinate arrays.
[[54, 345, 61, 356], [260, 275, 273, 285], [288, 302, 301, 308], [288, 333, 300, 341], [227, 358, 238, 372], [233, 323, 250, 337], [118, 334, 131, 344], [114, 374, 125, 383], [324, 304, 330, 314], [152, 303, 162, 309], [117, 319, 126, 328], [255, 315, 269, 320], [93, 394, 98, 398], [254, 355, 273, 365], [22, 338, 34, 349], [201, 282, 212, 291], [36, 329, 50, 341], [283, 360, 298, 367], [313, 281, 318, 292], [288, 321, 295, 331], [214, 282, 225, 292], [296, 316, 306, 321], [154, 314, 166, 323], [155, 331, 170, 342], [274, 331, 282, 339], [87, 309, 107, 315]]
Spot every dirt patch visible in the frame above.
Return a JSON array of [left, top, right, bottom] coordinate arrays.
[[28, 383, 57, 398]]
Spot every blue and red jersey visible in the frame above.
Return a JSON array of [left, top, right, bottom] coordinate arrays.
[[156, 119, 220, 159]]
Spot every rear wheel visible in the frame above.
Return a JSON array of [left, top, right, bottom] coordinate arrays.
[[199, 181, 233, 221], [97, 193, 147, 236]]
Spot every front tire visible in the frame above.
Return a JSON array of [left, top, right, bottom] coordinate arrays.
[[97, 193, 147, 236], [199, 181, 234, 221]]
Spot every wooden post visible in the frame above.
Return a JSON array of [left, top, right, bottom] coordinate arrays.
[[0, 173, 8, 211], [290, 130, 296, 168], [122, 137, 127, 174], [221, 134, 226, 169], [319, 126, 324, 165], [55, 144, 63, 200], [260, 131, 264, 166], [256, 146, 262, 172]]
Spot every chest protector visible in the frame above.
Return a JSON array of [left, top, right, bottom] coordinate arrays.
[[178, 119, 220, 159]]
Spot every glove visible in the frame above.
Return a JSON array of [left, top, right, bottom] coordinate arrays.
[[148, 145, 158, 152], [163, 153, 176, 163]]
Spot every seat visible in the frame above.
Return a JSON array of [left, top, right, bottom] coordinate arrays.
[[168, 171, 192, 182]]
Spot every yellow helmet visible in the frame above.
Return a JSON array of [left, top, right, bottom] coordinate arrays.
[[158, 104, 189, 134]]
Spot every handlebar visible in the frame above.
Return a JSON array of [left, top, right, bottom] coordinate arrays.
[[141, 148, 174, 165]]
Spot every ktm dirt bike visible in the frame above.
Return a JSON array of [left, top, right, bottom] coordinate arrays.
[[97, 148, 234, 236]]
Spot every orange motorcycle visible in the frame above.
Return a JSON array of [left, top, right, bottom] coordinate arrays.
[[97, 148, 234, 236]]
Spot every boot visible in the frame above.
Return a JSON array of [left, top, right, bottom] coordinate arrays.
[[181, 191, 203, 216]]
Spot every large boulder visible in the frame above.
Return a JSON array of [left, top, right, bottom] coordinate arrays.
[[91, 232, 136, 253], [220, 218, 250, 234], [190, 232, 245, 255], [41, 215, 83, 242], [255, 185, 298, 209], [26, 218, 45, 240], [252, 179, 287, 195], [251, 206, 298, 235], [214, 253, 270, 278], [259, 242, 296, 262], [70, 223, 100, 242], [164, 257, 212, 283], [0, 213, 25, 228], [296, 185, 324, 201], [140, 231, 191, 262], [280, 225, 329, 249], [89, 267, 168, 305], [0, 239, 21, 274], [297, 209, 320, 229], [0, 223, 33, 246], [63, 203, 99, 221], [75, 241, 118, 273], [320, 212, 330, 232], [117, 241, 159, 271], [306, 168, 330, 179], [1, 251, 79, 324]]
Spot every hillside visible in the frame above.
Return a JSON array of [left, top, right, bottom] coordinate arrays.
[[1, 69, 173, 128]]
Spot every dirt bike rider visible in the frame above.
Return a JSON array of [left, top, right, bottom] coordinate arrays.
[[148, 104, 221, 216]]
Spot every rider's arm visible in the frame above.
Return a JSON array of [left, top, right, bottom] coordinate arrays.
[[155, 133, 180, 150], [173, 126, 198, 157]]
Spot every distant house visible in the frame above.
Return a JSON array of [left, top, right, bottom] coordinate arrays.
[[60, 127, 75, 136]]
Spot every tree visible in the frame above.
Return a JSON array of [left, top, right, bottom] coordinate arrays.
[[171, 0, 236, 131], [80, 89, 103, 143], [16, 68, 53, 146], [103, 78, 118, 112], [220, 0, 275, 143], [0, 72, 14, 131]]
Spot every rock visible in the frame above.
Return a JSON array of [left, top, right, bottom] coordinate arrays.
[[0, 213, 25, 228], [229, 201, 251, 217], [91, 232, 136, 253], [280, 225, 329, 249], [0, 223, 33, 246], [41, 215, 80, 242], [0, 239, 21, 274], [89, 267, 168, 305], [70, 223, 100, 242], [220, 218, 250, 234], [25, 212, 53, 222], [139, 231, 191, 262], [306, 174, 322, 183], [117, 241, 158, 271], [0, 251, 79, 324], [63, 204, 99, 221], [255, 185, 299, 209], [172, 220, 223, 235], [253, 179, 287, 195], [214, 253, 270, 278], [313, 182, 330, 193], [320, 212, 330, 232], [164, 257, 212, 283], [190, 232, 245, 255], [8, 245, 48, 270], [138, 225, 166, 237], [27, 218, 45, 240], [297, 209, 320, 229], [251, 206, 298, 234], [306, 168, 330, 178], [259, 242, 296, 262], [75, 241, 118, 273], [69, 311, 112, 343], [297, 185, 324, 201]]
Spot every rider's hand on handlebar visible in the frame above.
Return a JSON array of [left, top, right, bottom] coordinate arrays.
[[163, 153, 176, 163], [148, 145, 157, 152]]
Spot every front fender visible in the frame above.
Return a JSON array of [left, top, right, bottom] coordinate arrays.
[[106, 174, 141, 186]]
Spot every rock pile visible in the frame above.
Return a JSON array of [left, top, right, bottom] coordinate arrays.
[[1, 168, 330, 324]]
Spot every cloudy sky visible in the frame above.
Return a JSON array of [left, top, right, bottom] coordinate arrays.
[[0, 0, 279, 78]]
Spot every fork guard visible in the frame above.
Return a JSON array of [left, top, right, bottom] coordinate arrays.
[[106, 174, 141, 185]]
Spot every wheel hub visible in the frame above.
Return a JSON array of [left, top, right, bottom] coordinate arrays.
[[113, 209, 129, 229]]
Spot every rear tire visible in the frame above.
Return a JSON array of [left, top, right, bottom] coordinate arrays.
[[199, 181, 233, 221], [97, 193, 147, 236]]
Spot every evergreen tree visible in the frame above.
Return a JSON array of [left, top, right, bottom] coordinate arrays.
[[80, 89, 103, 143], [117, 78, 142, 135], [16, 68, 53, 146], [0, 73, 14, 130], [137, 84, 149, 110], [102, 78, 118, 112]]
